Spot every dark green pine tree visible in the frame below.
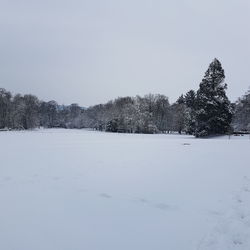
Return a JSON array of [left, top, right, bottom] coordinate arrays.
[[194, 58, 232, 137]]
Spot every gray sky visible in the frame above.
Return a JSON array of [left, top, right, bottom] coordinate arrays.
[[1, 0, 250, 107]]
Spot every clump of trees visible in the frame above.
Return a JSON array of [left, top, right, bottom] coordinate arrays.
[[84, 94, 174, 133], [0, 88, 85, 130], [232, 90, 250, 132], [1, 58, 249, 137], [183, 58, 233, 137], [0, 89, 186, 134]]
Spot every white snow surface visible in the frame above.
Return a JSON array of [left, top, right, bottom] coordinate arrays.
[[0, 129, 250, 250]]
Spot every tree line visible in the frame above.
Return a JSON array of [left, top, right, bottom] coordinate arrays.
[[232, 90, 250, 132], [0, 58, 249, 137], [0, 91, 85, 130]]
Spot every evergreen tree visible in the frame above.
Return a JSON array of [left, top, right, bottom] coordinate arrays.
[[171, 95, 186, 134], [194, 58, 232, 137], [184, 90, 196, 135]]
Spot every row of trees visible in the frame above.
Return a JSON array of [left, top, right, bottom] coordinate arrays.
[[83, 94, 185, 134], [0, 59, 249, 136], [0, 89, 190, 134], [0, 89, 85, 130], [85, 59, 234, 137], [232, 90, 250, 131]]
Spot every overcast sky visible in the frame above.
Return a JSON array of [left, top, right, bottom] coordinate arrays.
[[0, 0, 250, 106]]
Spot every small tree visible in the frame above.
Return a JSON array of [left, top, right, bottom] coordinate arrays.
[[23, 95, 40, 129], [0, 88, 12, 129], [171, 95, 186, 134], [194, 58, 232, 137], [184, 90, 197, 135]]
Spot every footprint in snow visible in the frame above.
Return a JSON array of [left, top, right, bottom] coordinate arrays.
[[138, 198, 149, 204], [242, 186, 250, 193], [233, 239, 243, 245], [155, 203, 177, 211], [233, 194, 243, 204], [237, 198, 243, 203], [240, 214, 246, 220], [197, 177, 250, 250], [99, 193, 112, 199], [243, 176, 250, 182], [2, 176, 11, 182]]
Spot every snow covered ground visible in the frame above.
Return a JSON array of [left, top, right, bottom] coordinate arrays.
[[0, 129, 250, 250]]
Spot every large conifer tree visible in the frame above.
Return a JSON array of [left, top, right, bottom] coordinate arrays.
[[194, 58, 232, 137]]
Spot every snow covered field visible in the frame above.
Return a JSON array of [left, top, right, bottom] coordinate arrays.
[[0, 129, 250, 250]]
